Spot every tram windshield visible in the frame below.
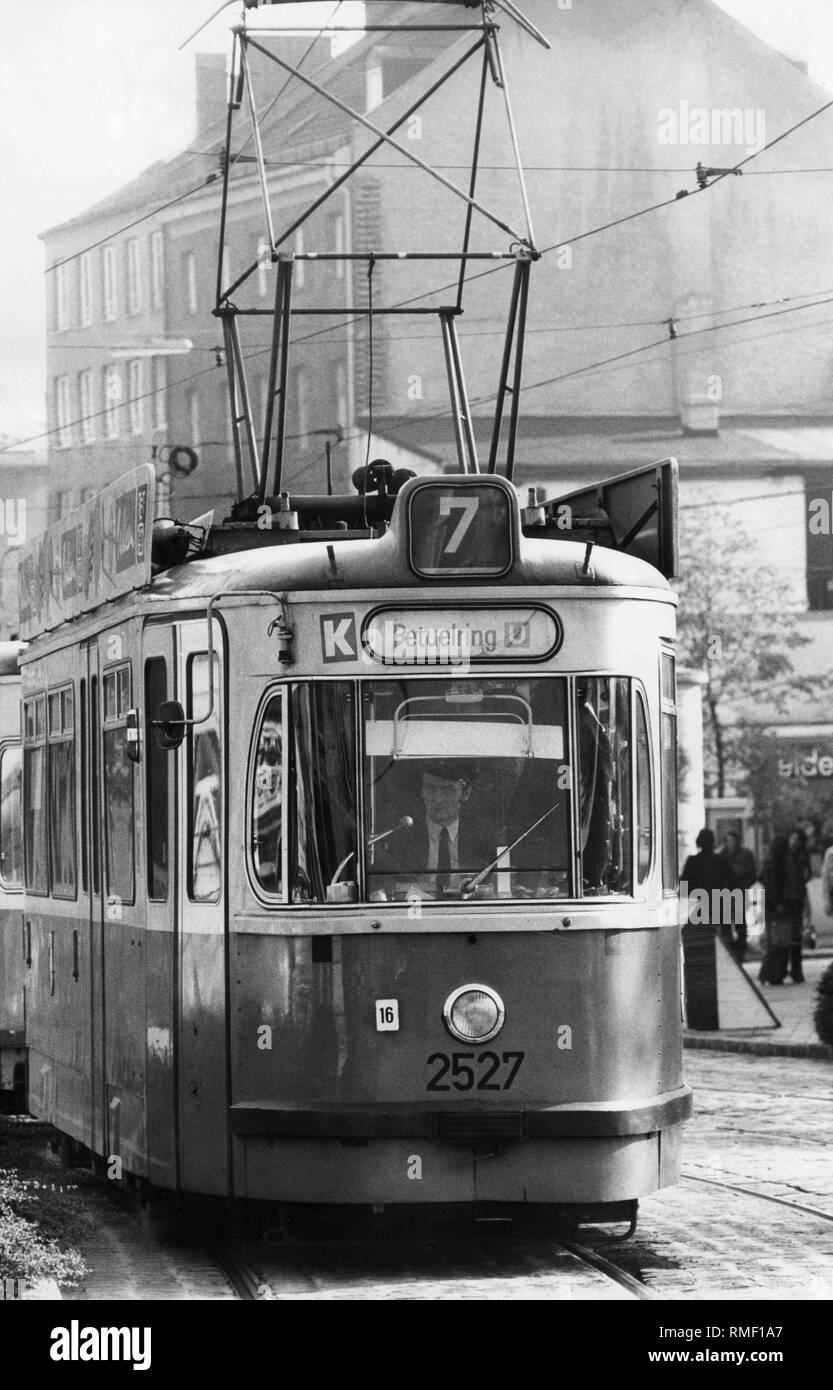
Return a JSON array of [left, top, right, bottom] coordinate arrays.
[[362, 677, 572, 901], [249, 675, 643, 905]]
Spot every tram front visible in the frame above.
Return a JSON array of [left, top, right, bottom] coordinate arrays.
[[228, 473, 692, 1220]]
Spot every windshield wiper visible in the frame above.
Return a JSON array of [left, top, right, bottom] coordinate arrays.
[[460, 802, 561, 899]]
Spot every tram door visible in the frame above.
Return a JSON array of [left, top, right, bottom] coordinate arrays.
[[82, 639, 106, 1161], [142, 624, 180, 1190], [175, 619, 228, 1195]]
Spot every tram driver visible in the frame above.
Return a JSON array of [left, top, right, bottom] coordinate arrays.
[[371, 760, 495, 900]]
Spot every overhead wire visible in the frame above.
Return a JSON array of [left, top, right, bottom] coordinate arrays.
[[9, 288, 833, 458]]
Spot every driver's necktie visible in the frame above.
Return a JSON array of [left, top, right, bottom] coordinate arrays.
[[437, 827, 451, 895]]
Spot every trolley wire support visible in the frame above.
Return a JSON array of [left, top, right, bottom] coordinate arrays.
[[218, 1, 548, 504], [220, 307, 261, 492], [488, 251, 532, 480], [259, 255, 294, 506], [440, 309, 479, 474], [242, 32, 531, 248]]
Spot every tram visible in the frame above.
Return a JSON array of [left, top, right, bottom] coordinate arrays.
[[0, 642, 24, 1109], [11, 0, 692, 1223], [13, 460, 691, 1218]]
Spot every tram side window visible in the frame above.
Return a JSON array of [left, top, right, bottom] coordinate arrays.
[[0, 745, 23, 888], [576, 678, 632, 896], [103, 665, 135, 904], [145, 657, 169, 901], [660, 652, 678, 891], [635, 691, 652, 886], [251, 691, 283, 895], [23, 696, 48, 894], [291, 682, 356, 903], [48, 687, 77, 899], [187, 653, 222, 903]]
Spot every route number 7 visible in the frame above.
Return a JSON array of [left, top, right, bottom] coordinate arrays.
[[439, 496, 479, 554]]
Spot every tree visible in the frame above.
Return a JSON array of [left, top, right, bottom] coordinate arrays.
[[675, 499, 821, 801]]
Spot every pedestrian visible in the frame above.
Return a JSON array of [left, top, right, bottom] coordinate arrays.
[[680, 827, 735, 1029], [758, 835, 790, 985], [719, 829, 757, 963], [821, 834, 833, 919], [783, 828, 811, 983]]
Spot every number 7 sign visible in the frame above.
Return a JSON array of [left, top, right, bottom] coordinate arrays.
[[408, 481, 514, 578]]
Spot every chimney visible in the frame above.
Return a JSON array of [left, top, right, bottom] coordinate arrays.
[[681, 397, 720, 436], [195, 53, 227, 139], [780, 51, 809, 76]]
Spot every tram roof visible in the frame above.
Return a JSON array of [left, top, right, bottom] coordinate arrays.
[[146, 528, 672, 605]]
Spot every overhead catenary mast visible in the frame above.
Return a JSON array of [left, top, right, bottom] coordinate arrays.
[[213, 0, 550, 514]]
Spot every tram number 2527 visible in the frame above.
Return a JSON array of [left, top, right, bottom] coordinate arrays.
[[426, 1051, 525, 1092]]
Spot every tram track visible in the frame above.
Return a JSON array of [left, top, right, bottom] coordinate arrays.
[[681, 1172, 833, 1225], [560, 1241, 660, 1300], [208, 1234, 658, 1301]]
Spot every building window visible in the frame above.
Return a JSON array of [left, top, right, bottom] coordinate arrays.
[[185, 252, 198, 314], [23, 695, 48, 895], [336, 360, 349, 429], [186, 388, 200, 447], [257, 239, 271, 298], [48, 686, 76, 900], [126, 238, 142, 315], [806, 481, 833, 610], [128, 359, 144, 434], [80, 252, 94, 326], [55, 263, 71, 332], [103, 664, 134, 904], [56, 376, 73, 448], [103, 246, 117, 321], [294, 366, 309, 451], [151, 230, 164, 310], [79, 371, 95, 444], [294, 227, 305, 290], [103, 367, 121, 440], [0, 744, 22, 889], [153, 357, 167, 430], [332, 212, 345, 280], [256, 375, 269, 430]]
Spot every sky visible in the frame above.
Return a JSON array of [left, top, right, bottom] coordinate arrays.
[[1, 0, 832, 447]]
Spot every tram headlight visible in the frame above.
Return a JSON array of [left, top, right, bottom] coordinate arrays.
[[443, 984, 505, 1044]]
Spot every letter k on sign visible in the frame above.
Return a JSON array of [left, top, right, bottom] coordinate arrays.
[[320, 613, 358, 663]]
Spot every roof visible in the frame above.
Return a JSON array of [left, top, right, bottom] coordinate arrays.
[[372, 415, 833, 485]]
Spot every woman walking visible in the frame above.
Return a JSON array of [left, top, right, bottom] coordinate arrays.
[[759, 831, 811, 984]]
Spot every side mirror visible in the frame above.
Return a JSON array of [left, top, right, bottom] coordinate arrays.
[[152, 700, 187, 750]]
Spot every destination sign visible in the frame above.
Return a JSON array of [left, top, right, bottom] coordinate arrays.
[[362, 606, 562, 665], [18, 464, 155, 639]]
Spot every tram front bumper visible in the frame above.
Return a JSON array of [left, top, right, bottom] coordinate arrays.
[[229, 1085, 692, 1140]]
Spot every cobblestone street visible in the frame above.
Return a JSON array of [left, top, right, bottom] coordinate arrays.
[[30, 1047, 827, 1302]]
